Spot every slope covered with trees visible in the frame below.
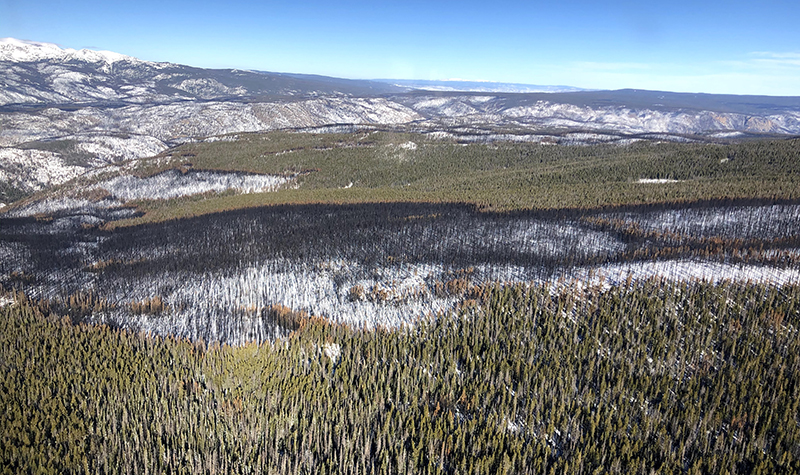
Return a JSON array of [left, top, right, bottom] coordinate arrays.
[[108, 133, 800, 227], [2, 134, 800, 473], [2, 281, 799, 473]]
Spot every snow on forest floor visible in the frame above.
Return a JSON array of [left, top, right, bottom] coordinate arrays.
[[2, 201, 799, 344], [80, 256, 800, 345], [90, 260, 459, 343], [598, 204, 800, 240], [566, 260, 800, 289], [98, 170, 291, 201], [6, 169, 293, 218]]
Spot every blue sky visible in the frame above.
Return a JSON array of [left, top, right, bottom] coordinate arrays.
[[2, 0, 799, 95]]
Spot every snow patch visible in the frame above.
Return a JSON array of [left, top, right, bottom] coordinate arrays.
[[569, 260, 800, 288], [73, 134, 167, 163], [468, 96, 496, 104], [4, 197, 123, 219], [637, 178, 682, 184], [710, 131, 745, 138], [173, 78, 247, 99], [600, 204, 800, 240], [323, 343, 341, 363], [398, 141, 417, 151], [505, 417, 524, 434], [7, 170, 294, 219], [202, 135, 239, 143], [97, 170, 292, 202]]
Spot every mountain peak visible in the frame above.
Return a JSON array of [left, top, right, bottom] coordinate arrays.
[[0, 37, 141, 65]]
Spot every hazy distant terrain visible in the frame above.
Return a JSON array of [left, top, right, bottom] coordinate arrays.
[[372, 78, 587, 93]]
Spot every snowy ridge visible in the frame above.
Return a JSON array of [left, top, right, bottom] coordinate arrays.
[[0, 37, 402, 108], [0, 132, 167, 194], [404, 96, 800, 135], [0, 37, 152, 66]]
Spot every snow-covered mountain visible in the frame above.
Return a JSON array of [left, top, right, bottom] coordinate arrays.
[[1, 38, 175, 106], [0, 37, 145, 65], [0, 39, 416, 200], [0, 38, 404, 106], [2, 38, 800, 204]]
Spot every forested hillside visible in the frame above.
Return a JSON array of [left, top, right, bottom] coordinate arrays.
[[2, 134, 800, 473], [2, 281, 799, 473], [111, 133, 800, 226]]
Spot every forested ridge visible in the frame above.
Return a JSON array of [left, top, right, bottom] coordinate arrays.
[[2, 280, 799, 473]]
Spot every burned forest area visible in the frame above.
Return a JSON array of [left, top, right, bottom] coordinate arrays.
[[2, 134, 800, 474]]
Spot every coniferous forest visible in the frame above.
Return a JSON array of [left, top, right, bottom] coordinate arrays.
[[1, 134, 800, 473], [2, 282, 799, 474]]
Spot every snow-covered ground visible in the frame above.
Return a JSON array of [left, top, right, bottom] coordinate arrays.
[[567, 260, 800, 289], [89, 260, 456, 343], [5, 169, 294, 218], [98, 170, 292, 201], [0, 148, 85, 192], [599, 204, 800, 240], [74, 253, 800, 344], [0, 132, 168, 196]]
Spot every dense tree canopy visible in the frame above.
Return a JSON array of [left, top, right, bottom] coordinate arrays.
[[2, 280, 798, 473]]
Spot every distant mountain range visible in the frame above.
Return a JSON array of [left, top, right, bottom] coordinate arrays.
[[1, 37, 799, 205], [372, 79, 587, 94], [0, 38, 591, 105], [0, 37, 406, 107]]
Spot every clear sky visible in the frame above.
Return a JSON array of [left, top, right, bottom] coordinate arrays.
[[2, 0, 799, 95]]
